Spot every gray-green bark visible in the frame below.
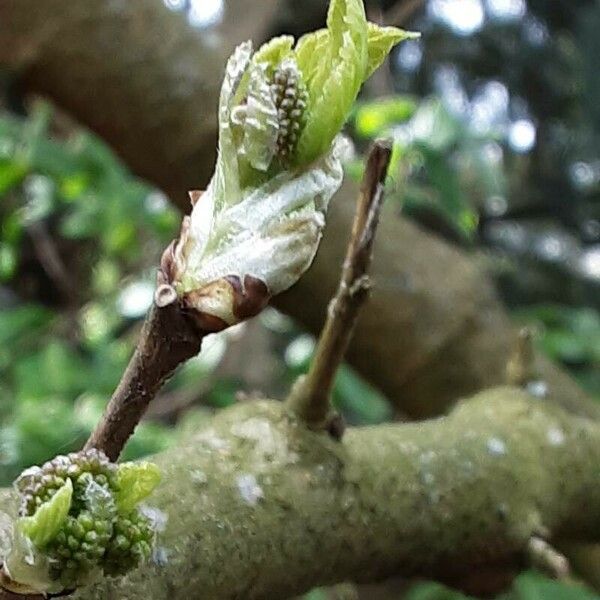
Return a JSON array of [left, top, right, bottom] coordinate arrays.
[[1, 387, 593, 599]]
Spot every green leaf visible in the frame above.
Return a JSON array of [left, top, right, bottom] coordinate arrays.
[[354, 96, 417, 138], [253, 35, 294, 71], [0, 159, 27, 194], [334, 365, 393, 425], [294, 1, 414, 165], [115, 461, 161, 513], [18, 478, 73, 548], [403, 581, 474, 600], [295, 29, 329, 84], [295, 0, 369, 165], [366, 23, 420, 79], [0, 243, 17, 281]]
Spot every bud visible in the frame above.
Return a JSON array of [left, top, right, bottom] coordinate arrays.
[[4, 452, 160, 594], [48, 507, 114, 588], [157, 0, 417, 332], [15, 449, 116, 517], [103, 510, 154, 576]]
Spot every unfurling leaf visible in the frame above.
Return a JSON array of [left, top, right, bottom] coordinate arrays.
[[115, 462, 161, 513], [252, 35, 294, 71], [18, 478, 72, 548], [157, 0, 416, 332], [365, 24, 420, 79]]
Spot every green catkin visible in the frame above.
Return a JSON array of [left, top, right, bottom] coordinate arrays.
[[103, 510, 154, 577], [48, 510, 114, 587], [14, 449, 156, 588], [15, 449, 117, 517], [270, 61, 308, 162]]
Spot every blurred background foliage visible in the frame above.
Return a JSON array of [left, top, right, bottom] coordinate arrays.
[[0, 0, 599, 598]]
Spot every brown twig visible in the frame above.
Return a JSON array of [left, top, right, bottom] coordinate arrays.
[[84, 301, 204, 461], [385, 0, 426, 27], [26, 221, 79, 305], [286, 139, 393, 429], [506, 327, 536, 387]]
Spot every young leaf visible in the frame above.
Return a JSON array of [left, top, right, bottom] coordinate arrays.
[[295, 0, 369, 164], [115, 462, 161, 513], [214, 41, 253, 210], [161, 0, 415, 330], [295, 29, 329, 86], [18, 478, 72, 548], [366, 24, 420, 79], [253, 35, 294, 71]]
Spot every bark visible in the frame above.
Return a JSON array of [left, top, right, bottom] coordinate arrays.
[[0, 0, 597, 420], [2, 387, 598, 599]]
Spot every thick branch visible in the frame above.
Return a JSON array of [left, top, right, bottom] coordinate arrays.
[[33, 388, 599, 599], [2, 390, 599, 599], [287, 141, 391, 427], [84, 302, 204, 461], [0, 0, 596, 420]]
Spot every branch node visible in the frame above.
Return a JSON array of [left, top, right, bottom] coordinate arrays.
[[349, 274, 371, 297], [154, 284, 178, 308]]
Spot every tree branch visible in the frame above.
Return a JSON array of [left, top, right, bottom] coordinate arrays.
[[84, 302, 204, 461], [287, 140, 392, 428], [0, 388, 587, 599]]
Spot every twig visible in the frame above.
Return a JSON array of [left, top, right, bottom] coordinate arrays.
[[26, 221, 79, 304], [527, 536, 570, 580], [506, 327, 536, 387], [286, 140, 393, 429], [385, 0, 426, 27], [84, 301, 204, 461]]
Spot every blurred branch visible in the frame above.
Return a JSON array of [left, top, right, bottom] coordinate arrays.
[[26, 221, 79, 306], [287, 141, 391, 428], [384, 0, 426, 27], [144, 385, 208, 421]]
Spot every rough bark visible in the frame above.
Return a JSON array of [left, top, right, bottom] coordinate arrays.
[[2, 387, 598, 599], [0, 0, 597, 420]]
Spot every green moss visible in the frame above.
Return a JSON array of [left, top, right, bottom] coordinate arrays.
[[55, 388, 600, 599]]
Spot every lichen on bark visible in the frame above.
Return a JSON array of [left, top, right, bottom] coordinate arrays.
[[0, 387, 587, 600]]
